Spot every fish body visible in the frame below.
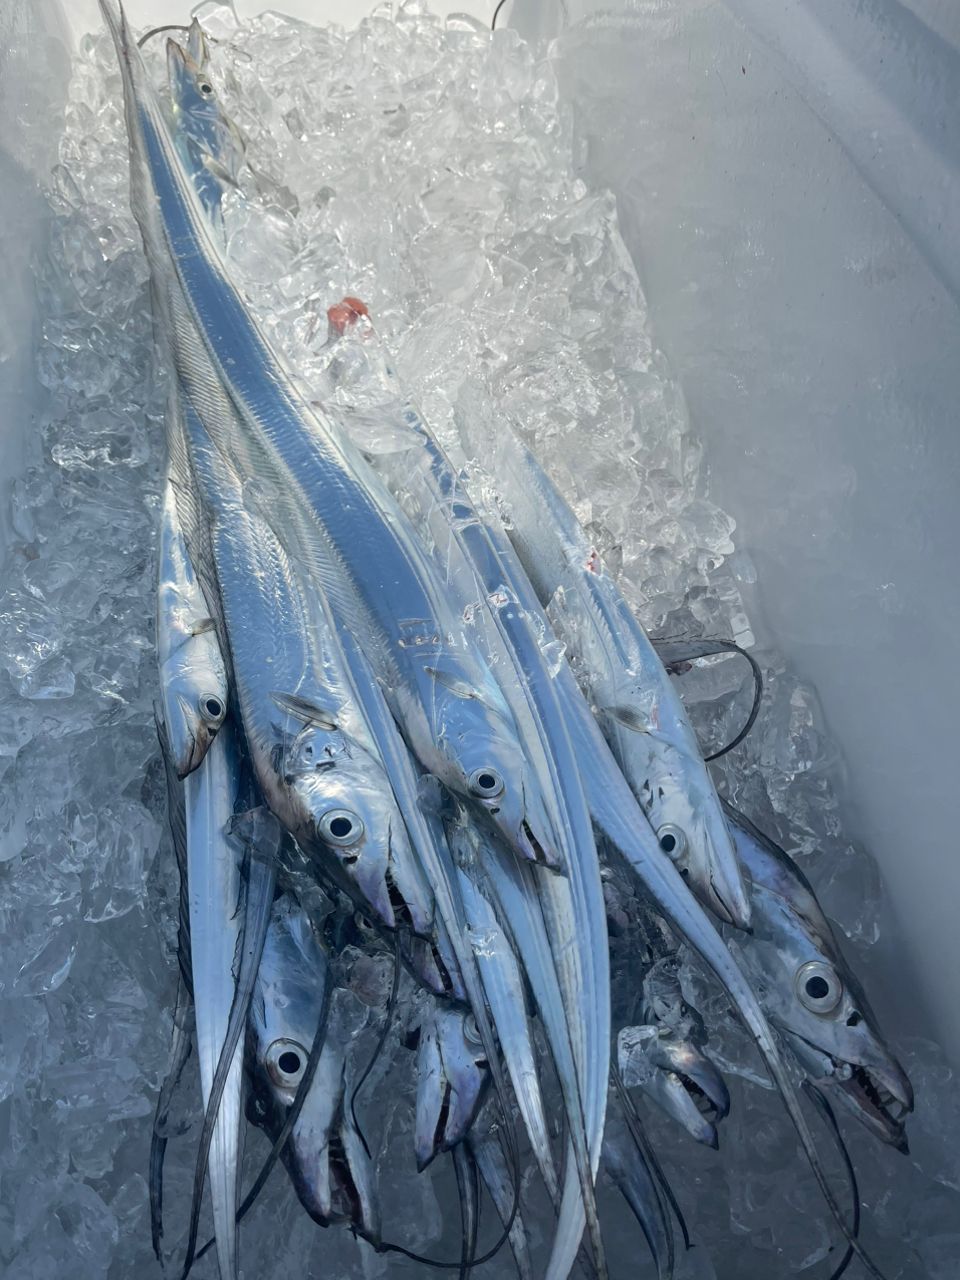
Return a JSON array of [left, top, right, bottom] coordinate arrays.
[[156, 472, 227, 779], [180, 399, 433, 939], [468, 1118, 533, 1280], [601, 1096, 673, 1280], [454, 854, 559, 1201], [165, 19, 245, 227], [726, 802, 913, 1149], [323, 307, 610, 1279], [114, 28, 552, 873], [181, 721, 245, 1280], [246, 892, 379, 1239], [461, 411, 748, 930], [104, 14, 516, 1194]]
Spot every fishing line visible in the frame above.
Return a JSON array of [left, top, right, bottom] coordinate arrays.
[[349, 929, 403, 1160], [453, 1143, 480, 1280], [612, 1064, 683, 1272], [653, 636, 763, 761], [193, 966, 335, 1266], [491, 0, 511, 30], [149, 978, 195, 1262], [371, 1071, 523, 1270], [137, 23, 192, 49], [802, 1083, 861, 1280], [702, 642, 763, 761]]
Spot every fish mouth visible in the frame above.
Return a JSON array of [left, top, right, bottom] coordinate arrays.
[[785, 1031, 913, 1148], [665, 1063, 729, 1126], [816, 1061, 913, 1150], [171, 697, 216, 779], [708, 874, 751, 932], [292, 1131, 366, 1229], [514, 816, 563, 872]]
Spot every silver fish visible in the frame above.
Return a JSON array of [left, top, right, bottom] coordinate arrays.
[[113, 20, 555, 878], [606, 871, 728, 1147], [454, 852, 559, 1201], [246, 893, 380, 1240], [618, 1022, 729, 1151], [414, 1003, 489, 1171], [181, 722, 245, 1280], [181, 398, 433, 939], [322, 305, 609, 1280], [726, 802, 913, 1150], [102, 10, 525, 1213], [165, 19, 245, 228], [459, 404, 749, 931], [601, 1090, 673, 1280], [156, 472, 227, 779]]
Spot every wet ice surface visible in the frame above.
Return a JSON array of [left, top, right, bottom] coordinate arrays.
[[1, 1, 959, 1276]]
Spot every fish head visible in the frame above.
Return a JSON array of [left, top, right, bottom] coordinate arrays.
[[456, 728, 561, 872], [414, 1007, 489, 1170], [282, 1049, 362, 1228], [249, 926, 375, 1228], [165, 27, 245, 213], [736, 898, 913, 1147], [166, 31, 220, 146], [159, 650, 228, 779], [646, 1031, 730, 1147], [248, 895, 328, 1135], [427, 663, 561, 870], [255, 1033, 372, 1230], [638, 747, 751, 928], [286, 737, 404, 932], [618, 1019, 728, 1147]]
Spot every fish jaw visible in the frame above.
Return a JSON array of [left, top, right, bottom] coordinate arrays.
[[782, 1029, 913, 1149], [486, 773, 563, 873], [414, 1008, 488, 1169], [414, 1017, 445, 1171], [648, 1036, 730, 1145], [339, 1109, 381, 1243], [647, 1068, 721, 1148]]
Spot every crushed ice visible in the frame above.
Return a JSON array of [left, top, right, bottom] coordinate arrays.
[[1, 2, 958, 1276]]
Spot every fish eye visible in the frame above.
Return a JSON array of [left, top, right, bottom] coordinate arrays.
[[265, 1038, 308, 1088], [198, 692, 225, 724], [656, 824, 687, 861], [317, 808, 364, 847], [795, 961, 843, 1013], [199, 81, 213, 95], [468, 767, 505, 801]]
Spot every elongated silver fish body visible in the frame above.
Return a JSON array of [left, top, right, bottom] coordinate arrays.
[[247, 893, 380, 1240], [102, 10, 527, 1207], [182, 720, 245, 1280], [460, 410, 749, 930], [726, 803, 913, 1149], [108, 15, 552, 876], [157, 472, 227, 779], [322, 308, 610, 1280], [181, 399, 433, 938], [601, 1097, 673, 1280], [467, 1116, 533, 1280], [165, 20, 245, 230], [454, 857, 559, 1201]]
